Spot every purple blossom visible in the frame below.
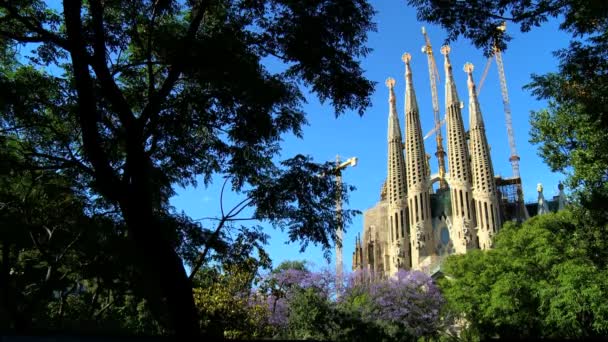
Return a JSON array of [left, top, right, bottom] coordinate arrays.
[[342, 269, 445, 337]]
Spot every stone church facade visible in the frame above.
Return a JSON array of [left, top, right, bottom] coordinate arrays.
[[352, 47, 512, 277]]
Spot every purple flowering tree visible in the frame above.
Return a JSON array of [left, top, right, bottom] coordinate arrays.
[[247, 264, 445, 339], [341, 269, 444, 337], [250, 265, 337, 333]]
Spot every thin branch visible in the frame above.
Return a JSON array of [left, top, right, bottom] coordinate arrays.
[[146, 0, 161, 103], [194, 217, 257, 222], [0, 2, 70, 48], [55, 230, 83, 263], [139, 0, 210, 129], [188, 217, 227, 281], [26, 151, 95, 175], [227, 198, 253, 219], [188, 195, 255, 280], [220, 177, 230, 217], [94, 296, 115, 318], [226, 197, 252, 218], [0, 31, 49, 43], [89, 0, 136, 131], [110, 61, 168, 76]]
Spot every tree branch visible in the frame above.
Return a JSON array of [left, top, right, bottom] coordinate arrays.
[[139, 0, 210, 130], [89, 0, 136, 131], [0, 30, 50, 43], [146, 0, 161, 103], [188, 195, 255, 281], [0, 2, 69, 49], [63, 0, 122, 202], [26, 151, 94, 176]]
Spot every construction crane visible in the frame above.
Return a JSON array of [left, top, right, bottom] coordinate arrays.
[[421, 27, 448, 189], [485, 23, 521, 178], [334, 155, 357, 294], [477, 22, 528, 222]]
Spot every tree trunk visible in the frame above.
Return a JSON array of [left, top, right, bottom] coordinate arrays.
[[119, 195, 200, 336]]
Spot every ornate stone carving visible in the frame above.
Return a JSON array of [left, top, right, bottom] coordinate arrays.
[[415, 222, 425, 250]]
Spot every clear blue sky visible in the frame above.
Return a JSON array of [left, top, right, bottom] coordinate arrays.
[[170, 3, 571, 272]]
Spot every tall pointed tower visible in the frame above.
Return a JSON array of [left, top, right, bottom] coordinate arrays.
[[402, 53, 433, 268], [464, 63, 501, 250], [441, 46, 476, 253], [385, 77, 410, 275]]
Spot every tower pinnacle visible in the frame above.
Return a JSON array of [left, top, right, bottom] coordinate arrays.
[[465, 62, 501, 249], [385, 77, 410, 274], [443, 46, 476, 253], [441, 45, 460, 108], [403, 53, 433, 268], [464, 62, 484, 129]]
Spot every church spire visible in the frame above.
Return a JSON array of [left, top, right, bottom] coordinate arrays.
[[465, 62, 500, 249], [402, 53, 433, 268], [385, 77, 410, 274], [441, 45, 460, 108], [536, 183, 550, 215], [441, 46, 476, 254], [387, 78, 402, 142]]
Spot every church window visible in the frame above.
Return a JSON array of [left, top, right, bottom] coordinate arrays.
[[484, 202, 489, 230], [415, 197, 419, 222], [459, 190, 464, 217], [400, 210, 405, 237], [394, 213, 399, 239], [465, 192, 470, 219], [490, 203, 496, 230]]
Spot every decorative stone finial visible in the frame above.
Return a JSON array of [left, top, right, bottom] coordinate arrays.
[[464, 62, 474, 74], [401, 52, 412, 64], [537, 183, 543, 193], [558, 182, 564, 191], [440, 45, 451, 55], [385, 77, 395, 89]]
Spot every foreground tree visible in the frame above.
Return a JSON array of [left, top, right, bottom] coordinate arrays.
[[0, 0, 374, 334], [440, 212, 608, 339], [340, 270, 445, 340], [0, 137, 164, 333]]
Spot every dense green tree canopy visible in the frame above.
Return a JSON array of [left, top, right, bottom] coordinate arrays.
[[0, 0, 375, 335], [440, 212, 608, 339]]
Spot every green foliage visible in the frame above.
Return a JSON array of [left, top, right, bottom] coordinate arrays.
[[406, 0, 608, 55], [285, 288, 335, 340], [282, 286, 387, 341], [0, 136, 164, 333], [0, 0, 375, 334], [440, 211, 608, 339], [193, 262, 273, 339]]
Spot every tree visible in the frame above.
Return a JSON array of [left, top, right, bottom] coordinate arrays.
[[439, 212, 608, 339], [0, 136, 165, 333], [256, 263, 386, 341], [0, 0, 375, 334], [340, 270, 445, 340], [406, 0, 607, 56], [192, 260, 273, 339]]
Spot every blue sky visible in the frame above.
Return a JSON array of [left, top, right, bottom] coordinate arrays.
[[169, 3, 571, 272]]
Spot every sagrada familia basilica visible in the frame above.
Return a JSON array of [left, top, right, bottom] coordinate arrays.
[[351, 46, 566, 277]]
